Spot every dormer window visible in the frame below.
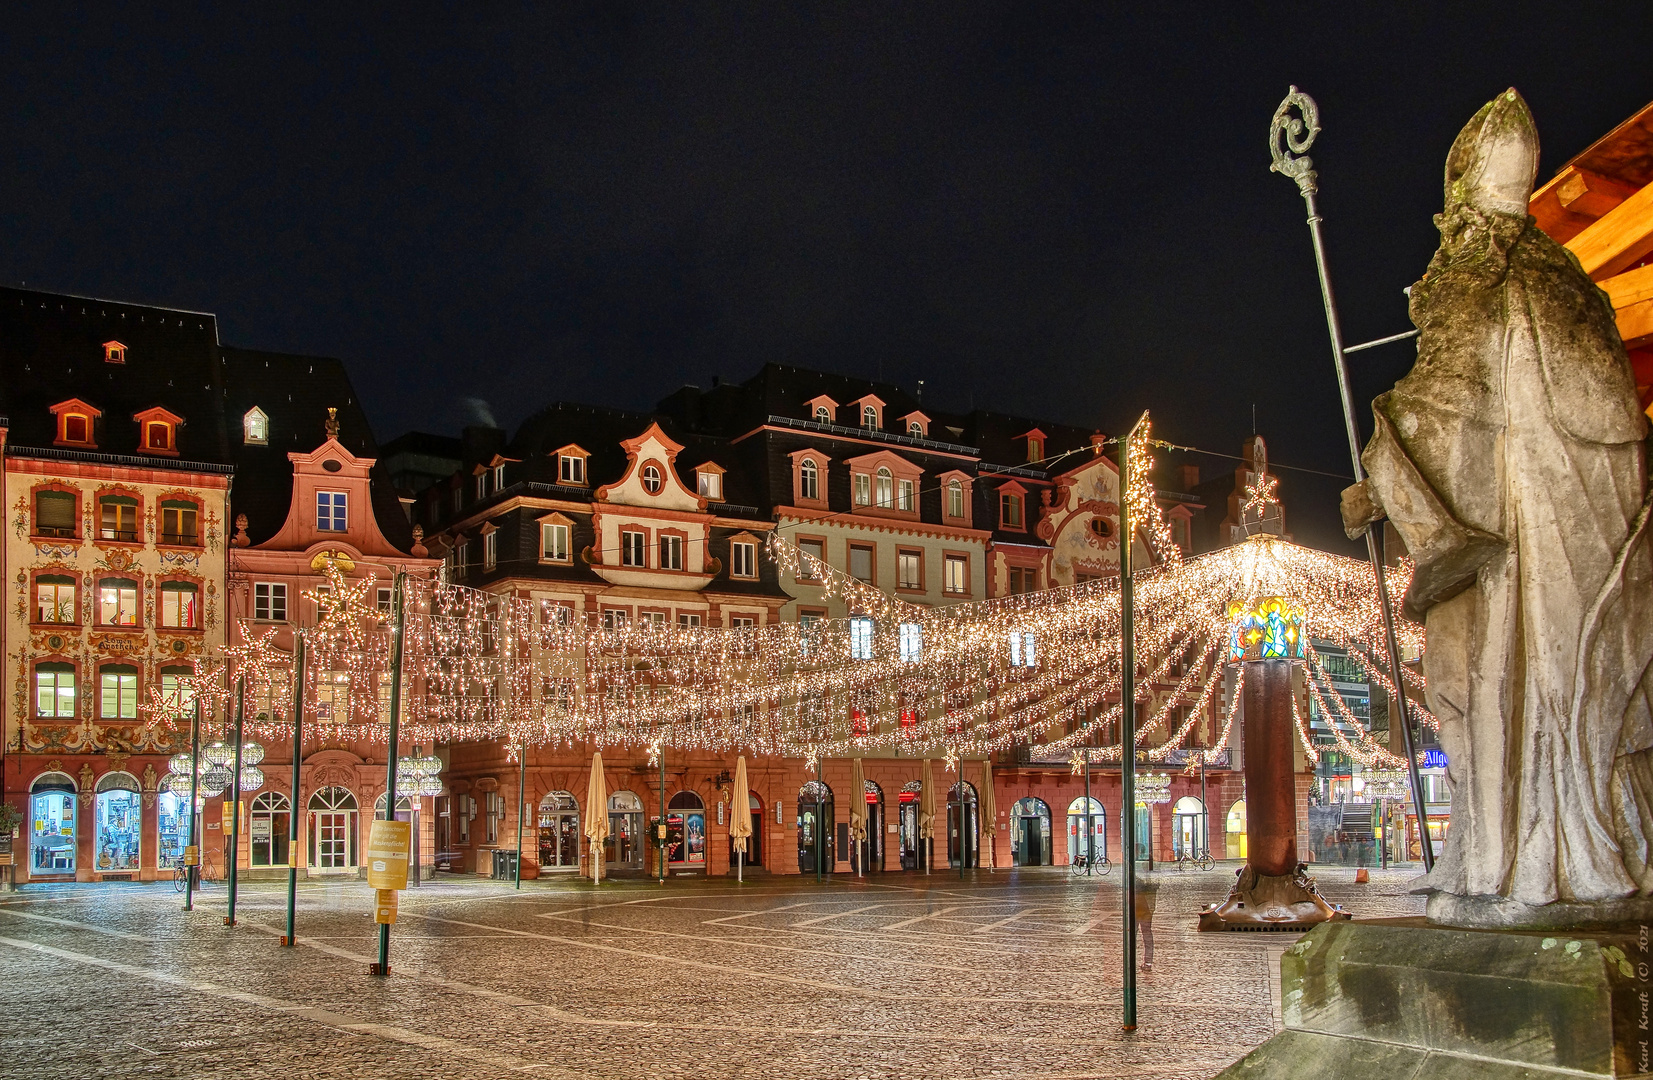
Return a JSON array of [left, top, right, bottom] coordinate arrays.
[[641, 464, 663, 494], [556, 446, 589, 486], [900, 411, 930, 438], [103, 340, 126, 364], [1018, 428, 1048, 465], [696, 466, 723, 500], [803, 395, 839, 426], [133, 407, 184, 457], [862, 405, 878, 430], [50, 399, 102, 449], [908, 421, 923, 436], [815, 406, 831, 423], [492, 463, 505, 491], [243, 407, 269, 445]]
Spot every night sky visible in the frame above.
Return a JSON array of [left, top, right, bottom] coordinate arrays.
[[2, 6, 1649, 552]]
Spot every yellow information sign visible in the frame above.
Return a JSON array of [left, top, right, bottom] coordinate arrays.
[[221, 800, 245, 835], [365, 819, 411, 890], [374, 888, 399, 924], [183, 845, 200, 867]]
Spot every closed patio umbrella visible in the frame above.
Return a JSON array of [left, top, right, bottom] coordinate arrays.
[[730, 755, 753, 883], [920, 758, 935, 875], [979, 757, 997, 872], [585, 751, 609, 884], [849, 757, 867, 877]]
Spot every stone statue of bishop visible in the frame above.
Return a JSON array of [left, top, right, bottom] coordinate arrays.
[[1342, 89, 1653, 928]]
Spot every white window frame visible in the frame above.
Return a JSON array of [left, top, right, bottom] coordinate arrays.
[[697, 471, 722, 499], [800, 459, 819, 501], [731, 541, 756, 579], [897, 478, 914, 512], [317, 491, 348, 532], [875, 468, 893, 508], [660, 534, 683, 571], [947, 479, 964, 519], [862, 405, 878, 429], [944, 555, 967, 595], [541, 522, 570, 562], [560, 454, 586, 484], [899, 622, 922, 663], [897, 550, 921, 590], [641, 465, 662, 494], [1009, 631, 1037, 668], [243, 407, 269, 446], [483, 531, 498, 571], [854, 473, 871, 506], [621, 530, 646, 568], [493, 463, 505, 491], [158, 583, 199, 629], [849, 616, 874, 660]]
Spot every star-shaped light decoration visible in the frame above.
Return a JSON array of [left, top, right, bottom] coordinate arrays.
[[304, 561, 380, 646], [1069, 749, 1086, 776], [645, 737, 662, 768], [222, 623, 291, 700], [138, 679, 195, 733], [943, 750, 958, 773], [1241, 473, 1281, 530]]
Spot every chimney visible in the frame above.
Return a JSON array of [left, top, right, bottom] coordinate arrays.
[[1180, 464, 1200, 491]]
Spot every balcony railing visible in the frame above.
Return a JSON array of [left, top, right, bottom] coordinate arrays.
[[159, 532, 199, 546], [99, 528, 138, 542], [35, 525, 77, 539]]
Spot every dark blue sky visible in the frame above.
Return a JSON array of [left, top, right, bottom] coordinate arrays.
[[1, 5, 1648, 552]]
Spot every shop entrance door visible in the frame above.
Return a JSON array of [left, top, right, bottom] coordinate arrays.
[[607, 790, 645, 870], [307, 786, 359, 874], [898, 783, 923, 869], [538, 791, 580, 871], [796, 781, 833, 875]]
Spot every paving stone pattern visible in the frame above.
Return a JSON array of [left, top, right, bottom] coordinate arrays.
[[0, 865, 1426, 1079]]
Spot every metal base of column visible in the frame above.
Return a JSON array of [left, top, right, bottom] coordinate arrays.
[[1198, 865, 1350, 931]]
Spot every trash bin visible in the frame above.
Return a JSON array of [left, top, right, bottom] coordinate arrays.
[[491, 850, 518, 880]]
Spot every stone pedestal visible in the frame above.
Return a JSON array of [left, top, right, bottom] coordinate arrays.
[[1217, 920, 1653, 1078]]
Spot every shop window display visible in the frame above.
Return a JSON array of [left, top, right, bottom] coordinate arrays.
[[94, 772, 142, 872], [666, 790, 706, 866], [30, 773, 77, 875], [156, 789, 190, 869], [250, 792, 291, 868]]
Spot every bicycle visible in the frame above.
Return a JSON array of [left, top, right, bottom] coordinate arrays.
[[1175, 849, 1215, 872], [1069, 851, 1111, 876], [171, 845, 222, 892]]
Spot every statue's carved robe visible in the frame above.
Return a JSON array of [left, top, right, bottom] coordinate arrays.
[[1365, 217, 1653, 906]]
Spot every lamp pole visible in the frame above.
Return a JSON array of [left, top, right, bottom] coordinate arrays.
[[282, 636, 304, 946], [1084, 751, 1093, 875], [1120, 412, 1144, 1032], [184, 698, 201, 912], [1268, 87, 1433, 871], [374, 571, 407, 977], [515, 741, 525, 890], [225, 676, 245, 928]]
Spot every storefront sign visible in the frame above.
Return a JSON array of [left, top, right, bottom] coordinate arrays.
[[1421, 749, 1448, 769], [776, 800, 783, 825], [374, 888, 398, 924], [251, 818, 272, 839], [717, 801, 724, 825], [221, 800, 245, 835], [365, 820, 411, 890]]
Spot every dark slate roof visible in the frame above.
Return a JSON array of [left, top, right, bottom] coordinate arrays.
[[222, 346, 416, 550], [0, 286, 231, 464]]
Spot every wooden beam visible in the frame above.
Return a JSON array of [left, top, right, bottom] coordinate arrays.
[[1600, 262, 1653, 310], [1530, 167, 1596, 244], [1618, 298, 1653, 350], [1558, 167, 1641, 218], [1567, 179, 1653, 279]]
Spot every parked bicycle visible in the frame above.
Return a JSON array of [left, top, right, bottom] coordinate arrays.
[[171, 844, 223, 892], [1069, 851, 1111, 876], [1175, 849, 1215, 872]]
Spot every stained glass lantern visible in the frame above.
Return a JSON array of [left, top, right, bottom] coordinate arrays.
[[1227, 596, 1307, 663]]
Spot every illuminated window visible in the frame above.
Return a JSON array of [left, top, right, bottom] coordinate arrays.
[[1009, 631, 1037, 668], [850, 616, 874, 660], [799, 459, 819, 501], [897, 550, 921, 590], [541, 522, 570, 562], [854, 473, 871, 506], [159, 666, 195, 712], [34, 490, 76, 538], [621, 530, 645, 567], [243, 407, 269, 445], [63, 414, 90, 443], [875, 468, 893, 508], [731, 541, 756, 578], [897, 478, 914, 512], [98, 578, 139, 627], [35, 575, 76, 623], [493, 463, 505, 491], [641, 465, 663, 494], [697, 470, 722, 499], [94, 772, 142, 872], [103, 340, 126, 364], [144, 420, 174, 453], [947, 479, 964, 519], [159, 582, 199, 629], [99, 664, 138, 719], [944, 555, 967, 595], [98, 496, 138, 541], [483, 530, 497, 571], [1027, 436, 1044, 463], [899, 622, 922, 663], [35, 663, 76, 718]]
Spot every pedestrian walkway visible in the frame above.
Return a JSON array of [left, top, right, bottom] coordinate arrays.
[[0, 866, 1425, 1079]]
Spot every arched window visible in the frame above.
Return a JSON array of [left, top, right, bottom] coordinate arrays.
[[1066, 797, 1107, 863], [159, 582, 200, 629], [34, 661, 75, 718], [815, 405, 831, 424], [30, 772, 77, 874], [537, 790, 580, 869], [34, 575, 75, 624], [607, 790, 645, 869], [875, 467, 893, 508], [243, 407, 269, 445], [374, 792, 414, 817], [666, 791, 706, 866], [251, 792, 291, 867], [862, 405, 878, 430], [1173, 796, 1206, 859], [908, 420, 923, 436], [947, 479, 964, 519], [799, 458, 819, 501], [99, 664, 138, 719], [94, 771, 141, 872], [641, 465, 663, 494], [98, 578, 139, 627], [1226, 799, 1247, 860]]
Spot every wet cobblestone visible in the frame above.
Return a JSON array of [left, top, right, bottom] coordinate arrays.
[[0, 864, 1425, 1079]]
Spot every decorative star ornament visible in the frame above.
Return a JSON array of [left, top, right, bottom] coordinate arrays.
[[944, 750, 958, 773], [1241, 473, 1281, 526]]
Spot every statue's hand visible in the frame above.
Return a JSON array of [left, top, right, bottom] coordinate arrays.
[[1341, 480, 1385, 539]]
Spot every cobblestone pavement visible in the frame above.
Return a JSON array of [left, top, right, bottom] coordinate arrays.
[[0, 864, 1426, 1079]]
